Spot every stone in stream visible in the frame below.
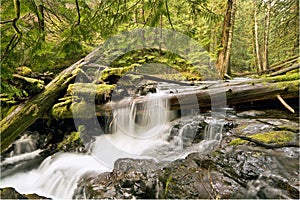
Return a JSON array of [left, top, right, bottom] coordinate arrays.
[[0, 187, 50, 199], [74, 111, 299, 199]]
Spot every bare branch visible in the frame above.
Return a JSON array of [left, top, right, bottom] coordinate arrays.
[[0, 19, 14, 24], [165, 0, 174, 30], [75, 0, 80, 26]]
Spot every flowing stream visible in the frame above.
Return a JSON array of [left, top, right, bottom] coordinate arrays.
[[0, 91, 224, 199]]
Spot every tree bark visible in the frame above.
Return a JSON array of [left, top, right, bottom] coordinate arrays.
[[253, 0, 262, 72], [0, 59, 85, 152], [216, 0, 236, 78], [224, 0, 236, 76], [262, 0, 271, 71]]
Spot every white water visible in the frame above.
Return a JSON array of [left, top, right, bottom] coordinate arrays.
[[0, 92, 223, 199]]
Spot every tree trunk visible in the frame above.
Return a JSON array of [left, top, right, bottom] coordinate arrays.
[[216, 0, 234, 78], [0, 59, 85, 152], [253, 0, 263, 72], [262, 0, 271, 71], [224, 0, 237, 76]]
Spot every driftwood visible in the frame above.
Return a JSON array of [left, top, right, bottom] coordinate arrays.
[[0, 59, 85, 151]]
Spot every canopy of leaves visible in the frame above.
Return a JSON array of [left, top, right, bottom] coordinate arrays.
[[1, 0, 298, 93]]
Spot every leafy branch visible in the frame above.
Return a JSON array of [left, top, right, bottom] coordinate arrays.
[[1, 0, 22, 62]]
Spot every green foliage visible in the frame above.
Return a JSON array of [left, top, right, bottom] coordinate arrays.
[[0, 0, 298, 96], [231, 0, 299, 72]]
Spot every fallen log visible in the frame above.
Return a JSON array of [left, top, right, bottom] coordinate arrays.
[[0, 59, 85, 152], [93, 78, 299, 114], [1, 60, 299, 152], [48, 73, 299, 119], [234, 56, 298, 76], [269, 63, 299, 76]]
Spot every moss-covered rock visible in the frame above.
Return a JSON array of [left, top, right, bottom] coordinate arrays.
[[0, 187, 50, 199], [230, 131, 296, 146], [51, 97, 73, 119], [57, 130, 84, 152]]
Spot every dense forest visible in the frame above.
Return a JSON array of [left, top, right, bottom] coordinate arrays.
[[1, 0, 298, 88]]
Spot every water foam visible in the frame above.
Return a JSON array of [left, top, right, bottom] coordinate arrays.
[[0, 92, 223, 199]]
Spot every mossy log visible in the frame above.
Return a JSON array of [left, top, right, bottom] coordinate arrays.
[[49, 74, 299, 118], [0, 59, 85, 152], [97, 78, 299, 113], [12, 74, 45, 95]]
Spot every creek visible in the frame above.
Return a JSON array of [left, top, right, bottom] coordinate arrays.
[[0, 83, 299, 199]]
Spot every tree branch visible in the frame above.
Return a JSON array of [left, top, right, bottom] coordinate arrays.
[[0, 19, 14, 24], [75, 0, 81, 26], [165, 0, 174, 30], [0, 0, 22, 61]]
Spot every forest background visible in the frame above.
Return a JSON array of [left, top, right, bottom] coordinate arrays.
[[1, 0, 299, 96]]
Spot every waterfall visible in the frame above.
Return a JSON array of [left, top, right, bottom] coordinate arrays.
[[9, 132, 39, 157], [204, 118, 224, 141], [0, 91, 224, 199]]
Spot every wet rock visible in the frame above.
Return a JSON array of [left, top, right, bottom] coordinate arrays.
[[76, 142, 299, 199], [0, 187, 28, 199], [0, 187, 50, 199], [167, 118, 206, 146], [75, 159, 162, 199], [157, 153, 240, 199], [134, 81, 158, 96], [245, 173, 299, 199]]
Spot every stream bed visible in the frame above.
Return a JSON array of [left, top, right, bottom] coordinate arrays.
[[0, 84, 299, 199]]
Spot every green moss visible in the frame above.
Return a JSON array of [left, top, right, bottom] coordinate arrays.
[[230, 131, 295, 145], [13, 74, 45, 95], [70, 100, 95, 118], [67, 83, 115, 102], [57, 131, 82, 150], [165, 175, 173, 195], [276, 124, 299, 133], [270, 79, 299, 93], [16, 66, 32, 76], [51, 99, 73, 119], [264, 72, 300, 82], [99, 66, 134, 82]]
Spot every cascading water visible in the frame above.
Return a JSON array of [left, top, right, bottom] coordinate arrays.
[[0, 91, 224, 199]]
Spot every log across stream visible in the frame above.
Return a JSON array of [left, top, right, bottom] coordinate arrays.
[[0, 63, 299, 151]]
